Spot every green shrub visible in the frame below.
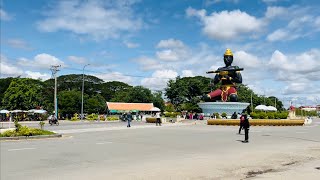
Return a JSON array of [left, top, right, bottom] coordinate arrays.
[[214, 113, 220, 119], [39, 121, 45, 130], [250, 112, 259, 119], [14, 120, 22, 132], [164, 112, 180, 118], [86, 113, 98, 121], [70, 113, 80, 121], [107, 116, 118, 121], [221, 112, 227, 118], [0, 126, 55, 137]]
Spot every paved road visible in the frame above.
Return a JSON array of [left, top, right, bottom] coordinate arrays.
[[1, 119, 320, 180]]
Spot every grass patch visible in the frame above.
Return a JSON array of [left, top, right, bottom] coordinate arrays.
[[0, 126, 55, 137]]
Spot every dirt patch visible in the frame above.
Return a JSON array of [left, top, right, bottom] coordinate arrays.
[[245, 168, 276, 178], [282, 161, 298, 166], [315, 167, 320, 170]]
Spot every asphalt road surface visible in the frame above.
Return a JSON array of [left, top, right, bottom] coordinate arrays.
[[1, 119, 320, 180]]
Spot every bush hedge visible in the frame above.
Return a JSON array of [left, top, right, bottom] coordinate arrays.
[[164, 112, 181, 118], [86, 113, 98, 121], [146, 117, 157, 123], [107, 116, 118, 121], [207, 119, 304, 126], [250, 111, 288, 119]]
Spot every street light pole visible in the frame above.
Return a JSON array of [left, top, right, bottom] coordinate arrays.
[[81, 64, 90, 121]]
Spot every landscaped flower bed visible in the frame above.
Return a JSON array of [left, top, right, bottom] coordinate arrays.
[[0, 126, 55, 137], [146, 117, 157, 123], [207, 119, 305, 126]]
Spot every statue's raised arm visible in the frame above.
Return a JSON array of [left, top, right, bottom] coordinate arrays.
[[203, 49, 244, 102]]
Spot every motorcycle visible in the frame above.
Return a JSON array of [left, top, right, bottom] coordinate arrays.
[[49, 116, 59, 126]]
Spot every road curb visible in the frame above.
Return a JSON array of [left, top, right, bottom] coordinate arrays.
[[0, 134, 63, 141]]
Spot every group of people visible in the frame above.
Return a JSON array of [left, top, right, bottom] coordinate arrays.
[[184, 112, 204, 120]]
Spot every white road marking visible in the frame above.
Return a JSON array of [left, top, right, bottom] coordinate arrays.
[[8, 147, 36, 151], [96, 142, 112, 145]]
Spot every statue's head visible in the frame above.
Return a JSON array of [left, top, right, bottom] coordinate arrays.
[[224, 49, 233, 66]]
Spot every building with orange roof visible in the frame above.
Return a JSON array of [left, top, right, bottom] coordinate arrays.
[[106, 102, 160, 113]]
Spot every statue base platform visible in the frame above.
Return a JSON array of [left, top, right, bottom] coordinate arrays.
[[198, 102, 250, 116]]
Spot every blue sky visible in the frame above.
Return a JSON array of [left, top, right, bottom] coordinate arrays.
[[1, 0, 320, 107]]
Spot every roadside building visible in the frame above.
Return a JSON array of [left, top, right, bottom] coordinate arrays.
[[106, 102, 160, 114]]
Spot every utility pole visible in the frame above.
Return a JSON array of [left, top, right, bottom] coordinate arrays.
[[50, 65, 61, 119], [251, 92, 253, 112], [81, 64, 90, 121]]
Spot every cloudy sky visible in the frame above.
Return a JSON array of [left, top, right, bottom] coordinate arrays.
[[1, 0, 319, 107]]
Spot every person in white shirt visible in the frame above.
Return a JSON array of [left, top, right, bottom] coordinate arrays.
[[156, 112, 161, 126]]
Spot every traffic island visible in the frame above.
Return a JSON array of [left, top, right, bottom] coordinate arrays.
[[207, 119, 305, 126], [0, 123, 62, 140], [0, 134, 63, 141]]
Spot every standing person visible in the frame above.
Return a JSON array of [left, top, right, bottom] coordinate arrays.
[[155, 112, 161, 126], [238, 114, 245, 134], [243, 114, 250, 143], [126, 112, 132, 128]]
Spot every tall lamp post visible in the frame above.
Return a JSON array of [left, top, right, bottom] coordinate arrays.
[[81, 64, 90, 121]]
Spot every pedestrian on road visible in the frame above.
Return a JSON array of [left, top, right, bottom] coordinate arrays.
[[155, 112, 161, 126], [242, 114, 250, 143], [126, 112, 132, 128], [238, 114, 245, 134]]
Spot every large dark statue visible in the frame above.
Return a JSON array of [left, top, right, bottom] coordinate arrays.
[[204, 49, 243, 102]]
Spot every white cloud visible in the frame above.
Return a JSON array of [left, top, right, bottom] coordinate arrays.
[[157, 39, 185, 49], [268, 49, 320, 73], [134, 56, 163, 71], [7, 39, 31, 50], [18, 53, 65, 69], [0, 55, 23, 76], [265, 6, 288, 19], [266, 6, 320, 42], [141, 70, 178, 90], [95, 72, 133, 84], [233, 51, 262, 68], [155, 39, 189, 61], [68, 56, 87, 64], [124, 41, 139, 48], [267, 49, 320, 95], [0, 9, 11, 21], [186, 8, 264, 40], [156, 50, 180, 61], [25, 71, 51, 80], [283, 82, 311, 95], [37, 0, 143, 40], [181, 70, 194, 77]]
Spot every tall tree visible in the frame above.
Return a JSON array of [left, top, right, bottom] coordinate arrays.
[[58, 90, 83, 115], [2, 78, 44, 110], [152, 91, 165, 111], [0, 77, 16, 108], [99, 81, 132, 101], [86, 94, 106, 114], [165, 76, 212, 111]]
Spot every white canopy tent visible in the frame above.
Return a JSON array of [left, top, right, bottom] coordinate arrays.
[[255, 105, 268, 111], [28, 109, 47, 114], [0, 110, 10, 114], [266, 106, 277, 111], [150, 107, 161, 112], [255, 105, 277, 111]]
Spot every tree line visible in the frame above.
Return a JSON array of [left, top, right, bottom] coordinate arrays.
[[0, 75, 285, 116]]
